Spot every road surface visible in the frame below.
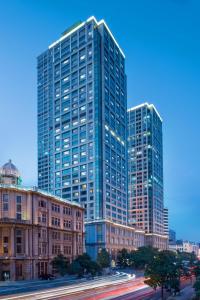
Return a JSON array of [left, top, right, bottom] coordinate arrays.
[[0, 273, 147, 300]]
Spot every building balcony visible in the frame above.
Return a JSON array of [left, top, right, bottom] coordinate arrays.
[[0, 218, 31, 225]]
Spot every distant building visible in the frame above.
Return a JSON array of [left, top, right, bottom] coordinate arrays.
[[127, 103, 168, 250], [168, 244, 177, 252], [169, 229, 176, 245], [0, 161, 84, 281], [175, 240, 199, 256], [182, 241, 199, 256]]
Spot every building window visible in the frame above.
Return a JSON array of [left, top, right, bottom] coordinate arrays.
[[52, 244, 61, 255], [42, 243, 47, 255], [16, 196, 22, 220], [64, 233, 72, 241], [38, 213, 47, 223], [52, 231, 60, 240], [76, 211, 82, 218], [3, 236, 9, 254], [16, 263, 23, 277], [52, 217, 60, 227], [52, 203, 60, 213], [63, 206, 71, 215], [64, 245, 71, 255], [16, 229, 23, 254], [3, 194, 9, 211], [38, 262, 48, 276], [76, 222, 81, 230], [63, 220, 71, 228], [39, 200, 46, 208]]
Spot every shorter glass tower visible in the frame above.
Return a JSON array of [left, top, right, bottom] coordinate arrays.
[[128, 103, 167, 249]]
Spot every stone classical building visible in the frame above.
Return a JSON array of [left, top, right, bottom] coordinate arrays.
[[0, 161, 84, 281]]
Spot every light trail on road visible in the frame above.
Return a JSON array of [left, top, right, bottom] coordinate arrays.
[[0, 274, 147, 300], [58, 278, 147, 300]]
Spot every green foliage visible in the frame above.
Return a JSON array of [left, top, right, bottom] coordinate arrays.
[[117, 248, 130, 268], [144, 277, 158, 290], [177, 251, 197, 266], [75, 253, 92, 270], [193, 262, 200, 279], [194, 278, 200, 292], [68, 253, 101, 277], [68, 260, 83, 277], [144, 251, 180, 300], [51, 254, 69, 276], [130, 246, 158, 269], [87, 260, 101, 276], [97, 248, 110, 268]]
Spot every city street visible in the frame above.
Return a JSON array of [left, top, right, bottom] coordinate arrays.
[[0, 273, 147, 300], [0, 278, 194, 300]]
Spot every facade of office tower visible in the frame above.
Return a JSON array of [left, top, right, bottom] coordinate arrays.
[[127, 103, 168, 249], [163, 207, 169, 237], [37, 16, 145, 258]]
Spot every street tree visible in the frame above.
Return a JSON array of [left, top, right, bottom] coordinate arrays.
[[68, 253, 101, 277], [97, 248, 110, 269], [51, 254, 69, 276], [177, 251, 197, 266], [144, 250, 179, 300], [130, 246, 158, 269], [117, 248, 130, 268], [193, 278, 200, 300], [193, 261, 200, 279]]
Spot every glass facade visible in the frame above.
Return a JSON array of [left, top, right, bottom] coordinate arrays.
[[127, 103, 164, 235], [37, 17, 127, 225]]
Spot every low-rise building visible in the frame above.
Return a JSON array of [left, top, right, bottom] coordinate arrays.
[[85, 219, 145, 260], [172, 240, 199, 256], [0, 161, 84, 281]]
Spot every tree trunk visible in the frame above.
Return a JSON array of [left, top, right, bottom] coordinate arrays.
[[161, 285, 164, 300]]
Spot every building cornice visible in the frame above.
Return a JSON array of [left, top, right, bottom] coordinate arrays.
[[48, 16, 125, 58], [85, 219, 145, 234], [127, 102, 163, 122], [0, 184, 84, 210]]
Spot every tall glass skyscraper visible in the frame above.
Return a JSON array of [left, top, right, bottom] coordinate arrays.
[[127, 103, 167, 249], [37, 17, 137, 257]]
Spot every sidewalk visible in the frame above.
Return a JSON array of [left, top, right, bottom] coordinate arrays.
[[167, 285, 195, 300]]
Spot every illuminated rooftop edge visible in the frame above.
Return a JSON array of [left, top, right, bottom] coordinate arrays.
[[49, 16, 125, 58], [85, 219, 145, 234], [0, 184, 83, 209], [145, 233, 168, 239], [127, 102, 163, 122]]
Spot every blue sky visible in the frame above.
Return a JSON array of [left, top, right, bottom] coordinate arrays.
[[0, 0, 199, 241]]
